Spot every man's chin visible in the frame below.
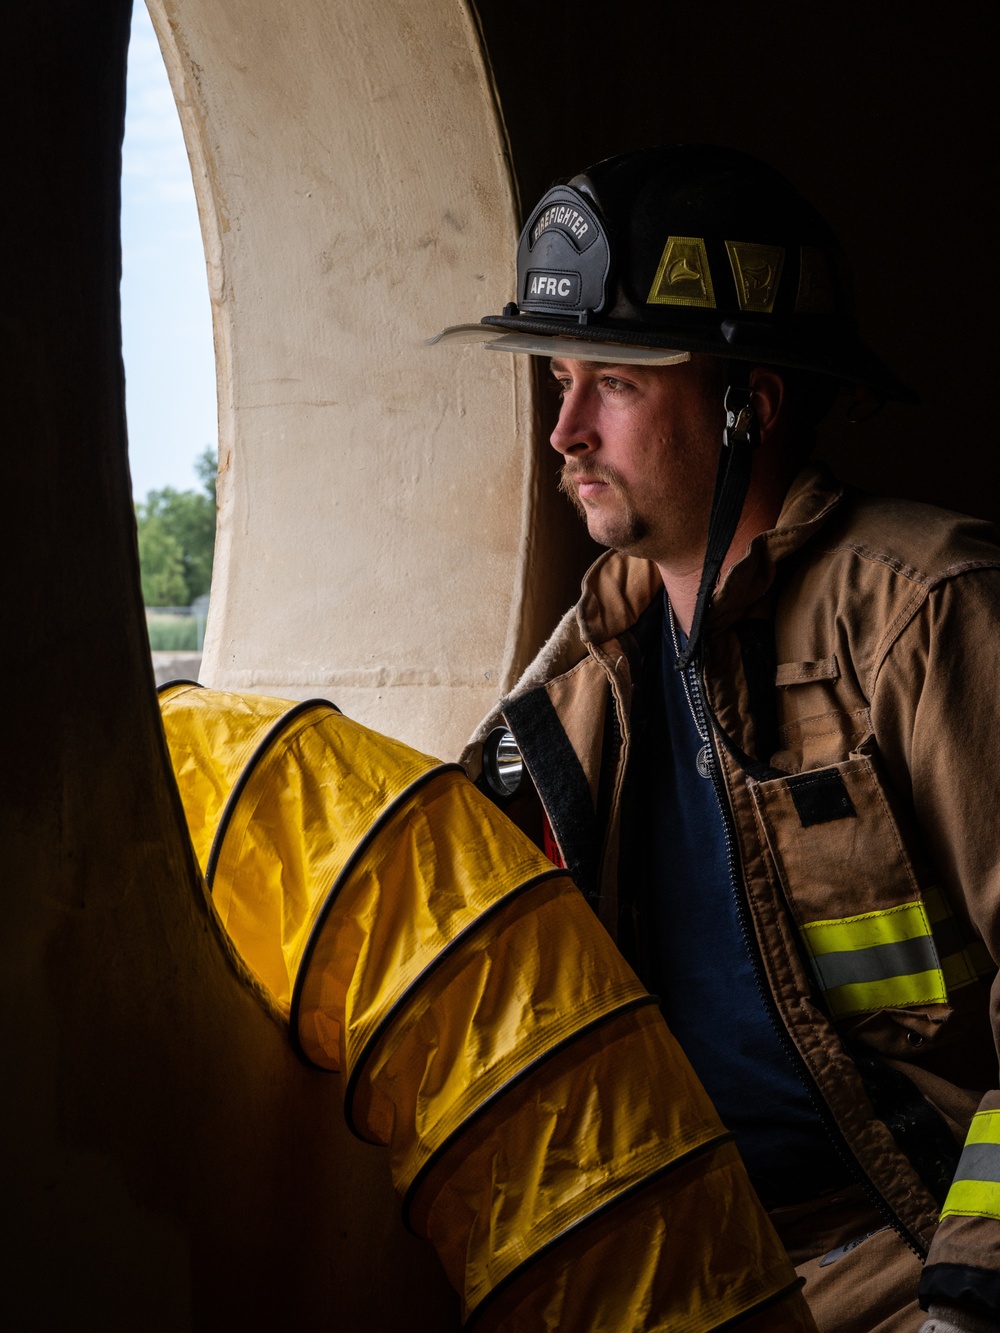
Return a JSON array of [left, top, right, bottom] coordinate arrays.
[[559, 477, 646, 552], [585, 513, 648, 554]]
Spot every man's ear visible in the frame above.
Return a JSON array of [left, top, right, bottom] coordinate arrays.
[[748, 368, 784, 439]]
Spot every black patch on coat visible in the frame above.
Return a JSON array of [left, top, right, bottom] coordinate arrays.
[[787, 767, 857, 826]]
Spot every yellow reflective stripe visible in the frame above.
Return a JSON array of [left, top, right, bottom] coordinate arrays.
[[802, 902, 932, 956], [964, 1110, 1000, 1147], [823, 969, 946, 1021], [941, 1179, 1000, 1220], [800, 901, 947, 1018], [940, 1112, 1000, 1220]]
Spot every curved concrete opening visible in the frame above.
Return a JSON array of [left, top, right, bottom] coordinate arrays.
[[151, 0, 554, 759]]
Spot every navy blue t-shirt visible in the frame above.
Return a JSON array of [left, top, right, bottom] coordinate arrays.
[[636, 595, 852, 1208]]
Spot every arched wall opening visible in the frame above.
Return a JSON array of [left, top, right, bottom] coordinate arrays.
[[122, 1, 220, 684], [148, 0, 569, 760]]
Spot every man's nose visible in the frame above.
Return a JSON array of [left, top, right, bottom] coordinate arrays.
[[549, 386, 598, 457]]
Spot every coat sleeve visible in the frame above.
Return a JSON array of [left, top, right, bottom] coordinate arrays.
[[870, 568, 1000, 1320]]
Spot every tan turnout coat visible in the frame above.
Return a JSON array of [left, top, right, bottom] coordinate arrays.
[[464, 465, 1000, 1315]]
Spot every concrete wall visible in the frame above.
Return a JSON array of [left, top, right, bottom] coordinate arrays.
[[152, 0, 547, 759]]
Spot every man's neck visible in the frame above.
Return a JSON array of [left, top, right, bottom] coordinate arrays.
[[657, 470, 791, 635]]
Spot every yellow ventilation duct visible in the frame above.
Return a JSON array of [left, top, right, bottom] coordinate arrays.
[[159, 683, 815, 1332]]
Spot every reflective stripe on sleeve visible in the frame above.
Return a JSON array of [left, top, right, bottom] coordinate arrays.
[[800, 901, 946, 1019], [941, 1111, 1000, 1221]]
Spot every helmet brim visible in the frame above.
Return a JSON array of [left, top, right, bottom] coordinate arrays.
[[427, 323, 691, 366], [429, 314, 917, 404]]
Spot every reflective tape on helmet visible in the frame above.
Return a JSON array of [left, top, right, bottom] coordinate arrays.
[[800, 901, 946, 1019], [941, 1111, 1000, 1221]]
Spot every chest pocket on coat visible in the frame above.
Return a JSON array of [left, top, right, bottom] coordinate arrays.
[[748, 752, 970, 1021], [771, 656, 870, 773]]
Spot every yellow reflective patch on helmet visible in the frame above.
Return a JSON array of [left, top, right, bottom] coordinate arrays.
[[796, 245, 836, 313], [646, 236, 716, 308], [725, 241, 784, 313]]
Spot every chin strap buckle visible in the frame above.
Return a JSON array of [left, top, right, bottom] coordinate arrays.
[[723, 382, 760, 450]]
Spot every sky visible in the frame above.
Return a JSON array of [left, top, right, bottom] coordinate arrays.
[[121, 2, 217, 501]]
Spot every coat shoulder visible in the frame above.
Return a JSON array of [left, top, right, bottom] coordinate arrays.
[[816, 491, 1000, 588]]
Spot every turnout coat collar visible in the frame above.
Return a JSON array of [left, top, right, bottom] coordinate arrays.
[[575, 465, 846, 651], [472, 464, 848, 726]]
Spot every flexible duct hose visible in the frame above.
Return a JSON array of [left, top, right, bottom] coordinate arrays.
[[159, 683, 816, 1332]]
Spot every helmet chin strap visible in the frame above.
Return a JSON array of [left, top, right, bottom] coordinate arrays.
[[674, 364, 760, 671]]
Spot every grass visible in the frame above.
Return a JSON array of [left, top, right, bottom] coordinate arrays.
[[146, 614, 201, 652]]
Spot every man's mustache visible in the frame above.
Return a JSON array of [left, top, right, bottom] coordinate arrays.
[[558, 461, 626, 493]]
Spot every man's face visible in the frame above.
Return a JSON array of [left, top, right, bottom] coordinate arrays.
[[549, 354, 724, 570]]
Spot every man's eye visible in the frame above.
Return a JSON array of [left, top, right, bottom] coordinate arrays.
[[549, 378, 572, 399], [601, 376, 630, 393]]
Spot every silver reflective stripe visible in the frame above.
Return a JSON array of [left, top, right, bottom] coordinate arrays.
[[952, 1141, 1000, 1187], [811, 934, 942, 992]]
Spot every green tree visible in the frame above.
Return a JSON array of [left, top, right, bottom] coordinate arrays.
[[135, 446, 217, 606], [137, 515, 188, 606], [193, 444, 217, 503]]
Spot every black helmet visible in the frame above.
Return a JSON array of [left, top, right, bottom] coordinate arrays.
[[433, 144, 913, 402], [433, 146, 914, 680]]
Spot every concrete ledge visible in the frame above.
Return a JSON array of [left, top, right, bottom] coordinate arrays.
[[151, 652, 202, 687]]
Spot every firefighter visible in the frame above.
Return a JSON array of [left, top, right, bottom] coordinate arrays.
[[436, 146, 1000, 1333]]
